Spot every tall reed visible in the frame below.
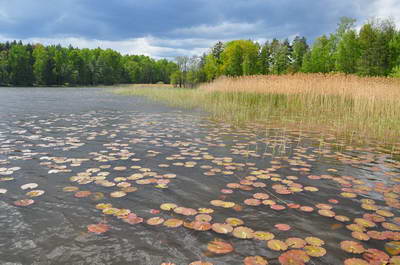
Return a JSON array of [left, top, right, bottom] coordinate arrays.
[[114, 74, 400, 145]]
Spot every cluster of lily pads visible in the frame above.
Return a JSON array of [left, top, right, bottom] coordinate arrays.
[[1, 111, 400, 264]]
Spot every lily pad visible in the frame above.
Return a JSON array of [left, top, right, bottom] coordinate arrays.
[[207, 240, 234, 254], [267, 240, 288, 251], [243, 256, 268, 265], [87, 223, 109, 234]]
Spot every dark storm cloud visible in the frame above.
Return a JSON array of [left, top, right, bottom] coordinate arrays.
[[0, 0, 365, 40], [0, 0, 392, 57]]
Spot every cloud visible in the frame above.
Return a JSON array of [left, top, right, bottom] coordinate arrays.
[[370, 0, 400, 25], [0, 34, 210, 59], [171, 21, 264, 39], [0, 0, 398, 58]]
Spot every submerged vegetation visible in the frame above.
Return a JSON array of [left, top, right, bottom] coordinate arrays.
[[114, 74, 400, 145]]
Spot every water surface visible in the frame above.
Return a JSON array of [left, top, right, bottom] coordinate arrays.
[[0, 87, 399, 265]]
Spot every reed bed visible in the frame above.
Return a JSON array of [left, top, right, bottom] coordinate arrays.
[[114, 74, 400, 145]]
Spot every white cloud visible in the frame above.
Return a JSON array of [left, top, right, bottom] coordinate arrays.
[[365, 0, 400, 26], [0, 35, 211, 59]]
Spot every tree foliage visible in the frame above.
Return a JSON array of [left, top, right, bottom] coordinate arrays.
[[0, 42, 178, 86], [2, 17, 400, 87]]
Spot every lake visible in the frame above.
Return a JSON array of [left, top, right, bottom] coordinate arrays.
[[0, 87, 399, 265]]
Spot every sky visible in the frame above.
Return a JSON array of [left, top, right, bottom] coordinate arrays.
[[0, 0, 399, 59]]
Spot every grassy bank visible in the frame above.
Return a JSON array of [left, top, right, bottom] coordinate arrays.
[[114, 74, 400, 146]]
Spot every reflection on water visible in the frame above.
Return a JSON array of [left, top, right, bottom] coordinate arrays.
[[0, 87, 399, 265]]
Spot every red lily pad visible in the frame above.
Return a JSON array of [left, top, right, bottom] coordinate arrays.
[[207, 240, 234, 254], [87, 223, 109, 234]]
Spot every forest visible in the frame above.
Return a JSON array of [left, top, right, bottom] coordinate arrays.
[[1, 18, 400, 87], [172, 18, 400, 87], [0, 42, 178, 86]]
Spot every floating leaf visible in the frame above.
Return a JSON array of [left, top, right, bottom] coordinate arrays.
[[335, 215, 350, 222], [254, 231, 275, 241], [226, 218, 244, 227], [271, 205, 286, 210], [244, 198, 261, 206], [74, 190, 91, 198], [207, 240, 234, 254], [299, 206, 314, 212], [340, 240, 365, 254], [210, 200, 235, 208], [278, 250, 310, 265], [367, 230, 387, 240], [267, 240, 288, 251], [318, 209, 335, 217], [305, 237, 324, 246], [341, 192, 357, 198], [383, 222, 400, 231], [21, 183, 38, 190], [123, 213, 143, 224], [389, 256, 400, 265], [243, 256, 268, 265], [304, 246, 326, 257], [163, 218, 183, 228], [102, 207, 119, 215], [275, 224, 291, 231], [110, 191, 126, 198], [354, 218, 376, 228], [63, 186, 79, 192], [146, 217, 164, 226], [286, 238, 306, 249], [211, 223, 233, 234], [343, 258, 369, 265], [352, 232, 370, 241], [198, 208, 214, 214], [362, 248, 389, 264], [376, 209, 394, 217], [160, 203, 177, 211], [174, 207, 197, 216], [232, 226, 254, 239], [14, 199, 34, 206], [385, 241, 400, 255], [87, 223, 109, 234], [195, 214, 212, 222], [26, 190, 45, 197]]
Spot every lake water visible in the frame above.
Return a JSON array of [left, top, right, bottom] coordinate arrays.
[[0, 87, 399, 265]]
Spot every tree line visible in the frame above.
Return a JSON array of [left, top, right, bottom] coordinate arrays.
[[0, 41, 178, 86], [1, 17, 399, 87], [172, 17, 400, 87]]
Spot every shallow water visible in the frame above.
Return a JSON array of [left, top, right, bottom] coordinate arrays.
[[0, 87, 399, 265]]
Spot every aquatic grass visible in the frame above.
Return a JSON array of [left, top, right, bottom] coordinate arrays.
[[113, 74, 400, 146]]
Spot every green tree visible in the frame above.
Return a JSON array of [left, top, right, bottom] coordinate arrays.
[[203, 54, 220, 81], [335, 30, 360, 73], [357, 19, 396, 76], [0, 50, 9, 85], [271, 44, 290, 74], [221, 40, 259, 76], [8, 44, 33, 86], [258, 41, 271, 74], [32, 44, 50, 85], [389, 32, 400, 71], [291, 37, 308, 72], [211, 41, 224, 63], [301, 35, 335, 73]]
